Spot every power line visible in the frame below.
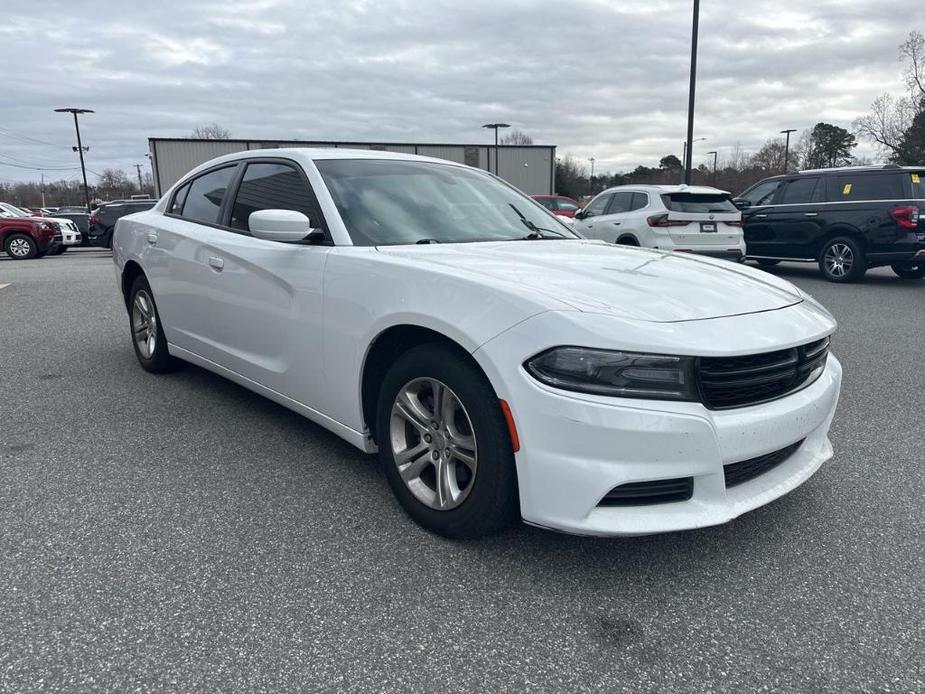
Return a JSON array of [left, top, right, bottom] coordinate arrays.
[[0, 126, 63, 148]]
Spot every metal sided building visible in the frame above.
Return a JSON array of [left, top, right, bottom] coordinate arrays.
[[148, 138, 556, 197]]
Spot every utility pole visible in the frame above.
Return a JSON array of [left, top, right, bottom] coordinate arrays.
[[135, 163, 144, 193], [482, 123, 510, 175], [683, 0, 700, 185], [54, 107, 94, 212], [707, 151, 718, 186], [588, 157, 596, 195], [780, 128, 797, 173], [41, 172, 46, 207]]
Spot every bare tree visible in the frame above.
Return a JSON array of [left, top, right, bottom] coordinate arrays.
[[750, 138, 788, 172], [901, 31, 925, 100], [191, 123, 231, 140], [500, 129, 533, 145]]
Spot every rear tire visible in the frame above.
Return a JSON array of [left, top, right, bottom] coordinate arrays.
[[376, 343, 518, 539], [5, 234, 38, 260], [756, 259, 780, 267], [891, 263, 925, 280], [819, 237, 866, 283], [128, 275, 180, 373], [616, 236, 639, 246]]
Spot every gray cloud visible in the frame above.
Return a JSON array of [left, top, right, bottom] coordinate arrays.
[[1, 0, 921, 184]]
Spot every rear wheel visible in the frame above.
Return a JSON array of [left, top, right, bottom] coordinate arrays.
[[819, 237, 866, 283], [377, 344, 518, 539], [616, 236, 639, 246], [5, 234, 37, 260], [891, 263, 925, 280], [128, 275, 180, 373], [756, 259, 780, 267]]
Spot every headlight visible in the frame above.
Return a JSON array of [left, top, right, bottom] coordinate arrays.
[[524, 347, 697, 401]]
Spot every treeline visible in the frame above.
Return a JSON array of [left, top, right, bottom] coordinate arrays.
[[0, 167, 155, 208]]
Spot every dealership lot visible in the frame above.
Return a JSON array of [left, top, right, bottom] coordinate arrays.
[[1, 248, 923, 692]]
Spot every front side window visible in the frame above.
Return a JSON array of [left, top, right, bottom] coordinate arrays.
[[180, 166, 237, 225], [661, 193, 738, 213], [582, 194, 611, 218], [740, 180, 782, 206], [230, 162, 321, 231], [829, 173, 903, 202], [779, 177, 819, 204], [315, 159, 579, 246]]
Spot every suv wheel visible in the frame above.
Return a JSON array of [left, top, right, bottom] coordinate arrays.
[[5, 234, 38, 260], [128, 275, 180, 373], [819, 237, 866, 283], [891, 263, 925, 280], [377, 344, 518, 539]]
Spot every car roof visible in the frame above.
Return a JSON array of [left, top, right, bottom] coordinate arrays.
[[599, 184, 731, 195]]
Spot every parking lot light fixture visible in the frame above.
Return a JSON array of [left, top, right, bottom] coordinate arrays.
[[54, 107, 94, 212], [707, 150, 718, 185], [780, 129, 798, 173], [683, 0, 701, 185], [482, 123, 510, 174]]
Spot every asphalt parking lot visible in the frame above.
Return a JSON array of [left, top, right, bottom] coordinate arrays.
[[1, 247, 923, 693]]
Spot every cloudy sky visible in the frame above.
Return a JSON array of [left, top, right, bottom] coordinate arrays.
[[1, 0, 922, 185]]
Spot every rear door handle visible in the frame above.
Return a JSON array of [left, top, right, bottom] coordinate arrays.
[[804, 212, 819, 217], [753, 214, 768, 219], [208, 256, 224, 271], [146, 232, 158, 245]]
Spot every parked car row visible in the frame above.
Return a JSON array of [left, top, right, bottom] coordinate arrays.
[[0, 202, 82, 258], [534, 164, 925, 283]]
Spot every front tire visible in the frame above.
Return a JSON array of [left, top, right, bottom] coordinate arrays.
[[128, 275, 180, 373], [891, 263, 925, 280], [819, 237, 866, 283], [5, 233, 37, 260], [376, 344, 518, 539]]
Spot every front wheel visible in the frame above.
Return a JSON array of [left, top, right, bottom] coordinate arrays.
[[128, 275, 180, 373], [377, 344, 518, 539], [891, 263, 925, 280], [5, 233, 38, 260], [819, 237, 866, 283]]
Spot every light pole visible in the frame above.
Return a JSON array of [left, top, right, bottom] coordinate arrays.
[[482, 123, 510, 175], [54, 107, 94, 212], [707, 150, 718, 185], [681, 137, 706, 180], [588, 157, 596, 195], [683, 0, 700, 185], [780, 128, 797, 173]]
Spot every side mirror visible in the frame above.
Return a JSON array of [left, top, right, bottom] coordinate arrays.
[[574, 209, 585, 220], [249, 209, 318, 242], [732, 198, 750, 210]]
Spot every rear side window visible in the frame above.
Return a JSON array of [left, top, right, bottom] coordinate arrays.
[[229, 162, 321, 231], [630, 192, 648, 210], [534, 198, 555, 210], [661, 193, 738, 213], [180, 166, 237, 225], [607, 192, 635, 213], [911, 171, 925, 199], [829, 173, 903, 202], [778, 177, 819, 204], [169, 183, 190, 215]]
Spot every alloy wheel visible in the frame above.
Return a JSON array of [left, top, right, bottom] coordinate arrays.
[[389, 377, 478, 511], [132, 290, 158, 359], [9, 238, 31, 257], [824, 243, 853, 278]]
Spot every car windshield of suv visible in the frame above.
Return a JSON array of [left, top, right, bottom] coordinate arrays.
[[315, 159, 579, 246], [661, 193, 738, 213]]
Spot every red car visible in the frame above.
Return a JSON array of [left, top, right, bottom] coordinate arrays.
[[531, 195, 582, 219], [0, 216, 61, 259]]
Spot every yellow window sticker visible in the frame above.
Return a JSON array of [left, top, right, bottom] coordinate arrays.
[[912, 173, 921, 184], [842, 183, 852, 195]]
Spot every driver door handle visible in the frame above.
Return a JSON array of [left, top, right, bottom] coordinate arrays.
[[208, 256, 224, 271], [804, 212, 819, 217], [753, 214, 768, 219], [611, 221, 621, 226]]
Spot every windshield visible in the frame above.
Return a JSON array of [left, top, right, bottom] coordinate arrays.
[[0, 203, 30, 217], [315, 159, 579, 246], [661, 193, 738, 213]]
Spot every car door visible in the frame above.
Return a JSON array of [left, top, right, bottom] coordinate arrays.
[[739, 178, 784, 257], [194, 159, 333, 409], [575, 192, 613, 239], [757, 176, 824, 259]]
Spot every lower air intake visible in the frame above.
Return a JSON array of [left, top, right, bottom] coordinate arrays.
[[599, 477, 694, 507], [724, 440, 804, 488]]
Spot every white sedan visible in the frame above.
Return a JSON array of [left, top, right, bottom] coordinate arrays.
[[112, 149, 841, 538]]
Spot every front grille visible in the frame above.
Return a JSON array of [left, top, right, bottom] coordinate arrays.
[[697, 337, 829, 409], [724, 440, 804, 488], [598, 477, 693, 507]]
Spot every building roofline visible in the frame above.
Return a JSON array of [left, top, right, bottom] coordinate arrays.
[[148, 137, 556, 149]]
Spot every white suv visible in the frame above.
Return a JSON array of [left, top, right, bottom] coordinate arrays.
[[574, 185, 746, 261]]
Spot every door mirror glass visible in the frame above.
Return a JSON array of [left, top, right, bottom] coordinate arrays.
[[249, 209, 314, 242]]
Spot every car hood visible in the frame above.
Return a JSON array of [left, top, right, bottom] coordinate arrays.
[[376, 240, 803, 323]]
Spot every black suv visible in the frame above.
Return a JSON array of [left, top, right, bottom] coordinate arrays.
[[736, 165, 925, 282], [88, 200, 157, 248]]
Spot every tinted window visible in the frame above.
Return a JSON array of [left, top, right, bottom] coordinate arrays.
[[630, 192, 648, 210], [779, 177, 819, 204], [181, 166, 237, 225], [910, 171, 925, 200], [740, 179, 781, 206], [607, 192, 635, 213], [169, 182, 190, 215], [661, 193, 738, 213], [830, 173, 904, 201], [556, 199, 580, 212], [230, 162, 320, 231], [582, 194, 611, 217]]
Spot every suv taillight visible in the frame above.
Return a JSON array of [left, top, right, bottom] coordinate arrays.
[[889, 205, 920, 230], [647, 214, 688, 227]]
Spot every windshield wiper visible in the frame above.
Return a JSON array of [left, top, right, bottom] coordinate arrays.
[[508, 204, 568, 239]]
